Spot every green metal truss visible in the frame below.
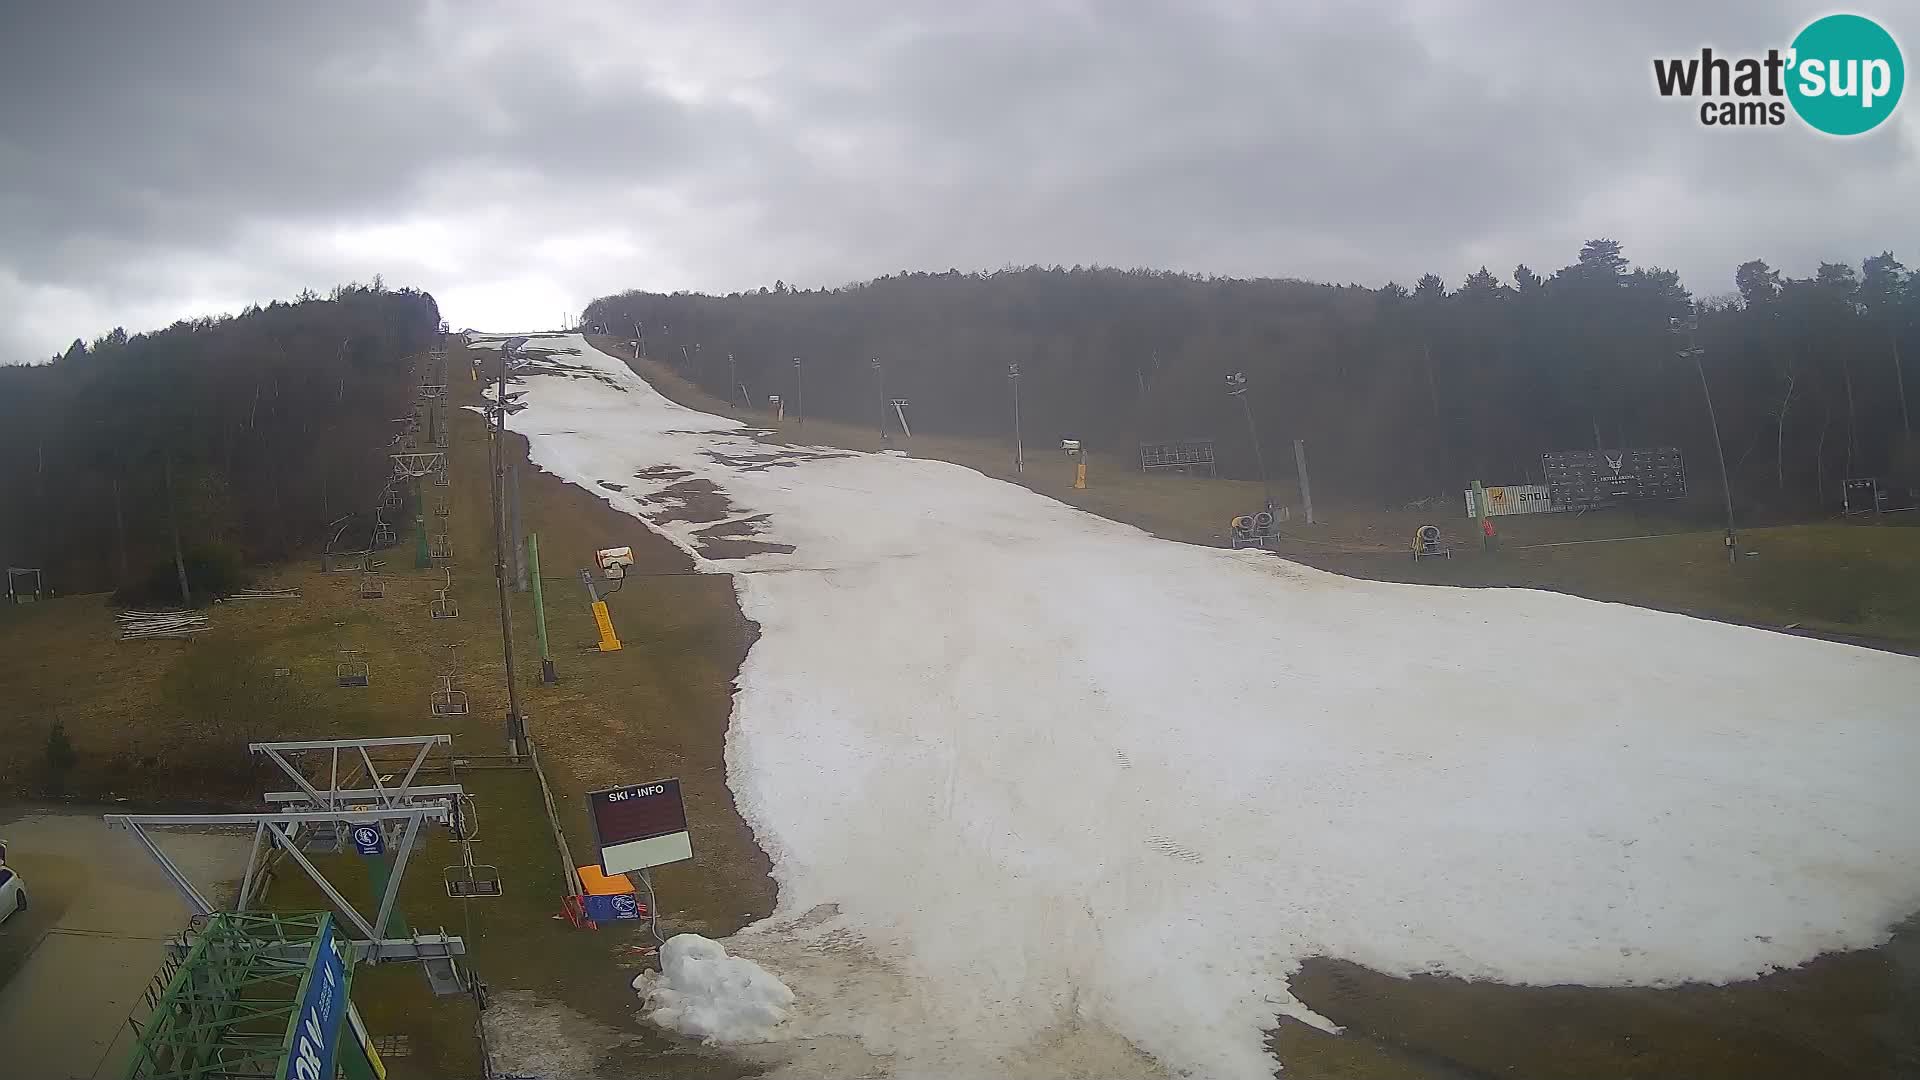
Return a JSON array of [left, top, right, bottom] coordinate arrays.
[[122, 911, 351, 1080]]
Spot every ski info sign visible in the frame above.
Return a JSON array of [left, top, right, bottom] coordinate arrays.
[[588, 779, 692, 875]]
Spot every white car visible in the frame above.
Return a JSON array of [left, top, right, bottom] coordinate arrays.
[[0, 864, 25, 926]]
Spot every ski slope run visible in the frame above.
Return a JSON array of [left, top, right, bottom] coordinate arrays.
[[482, 333, 1920, 1079]]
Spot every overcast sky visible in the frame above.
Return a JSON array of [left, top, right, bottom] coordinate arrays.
[[2, 0, 1915, 362]]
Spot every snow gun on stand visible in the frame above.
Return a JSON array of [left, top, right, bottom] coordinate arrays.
[[578, 546, 634, 652], [1412, 524, 1451, 561], [1230, 508, 1286, 549]]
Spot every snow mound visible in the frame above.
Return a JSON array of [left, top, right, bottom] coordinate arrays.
[[632, 934, 795, 1043]]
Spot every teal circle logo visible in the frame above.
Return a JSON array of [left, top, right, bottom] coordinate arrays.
[[1787, 14, 1904, 135]]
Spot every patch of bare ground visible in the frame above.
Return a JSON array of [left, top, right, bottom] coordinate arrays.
[[651, 478, 735, 525], [692, 516, 795, 559]]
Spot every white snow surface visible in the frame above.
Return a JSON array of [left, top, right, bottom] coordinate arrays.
[[632, 934, 796, 1043], [479, 333, 1920, 1079]]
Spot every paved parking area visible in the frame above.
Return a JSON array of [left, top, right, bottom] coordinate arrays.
[[0, 808, 246, 1080]]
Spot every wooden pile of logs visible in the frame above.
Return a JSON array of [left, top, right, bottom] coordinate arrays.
[[118, 609, 210, 640]]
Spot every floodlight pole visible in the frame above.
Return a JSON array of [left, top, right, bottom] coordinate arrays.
[[528, 532, 556, 683], [1673, 309, 1737, 565], [729, 353, 741, 408], [1008, 361, 1024, 474], [872, 358, 889, 446], [1227, 372, 1273, 511], [793, 357, 805, 426], [495, 338, 528, 759]]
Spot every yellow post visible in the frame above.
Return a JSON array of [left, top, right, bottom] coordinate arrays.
[[592, 599, 622, 652], [1074, 458, 1087, 490]]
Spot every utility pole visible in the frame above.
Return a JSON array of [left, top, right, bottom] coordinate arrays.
[[510, 461, 528, 592], [1226, 372, 1273, 511], [793, 357, 805, 426], [494, 337, 529, 759], [1292, 439, 1316, 526], [1008, 361, 1024, 474], [1671, 309, 1737, 565], [528, 532, 557, 684]]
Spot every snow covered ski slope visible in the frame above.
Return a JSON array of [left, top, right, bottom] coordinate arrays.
[[479, 333, 1920, 1079]]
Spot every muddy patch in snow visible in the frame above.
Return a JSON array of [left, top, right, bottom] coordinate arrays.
[[653, 479, 735, 525], [694, 515, 795, 559], [703, 448, 858, 473]]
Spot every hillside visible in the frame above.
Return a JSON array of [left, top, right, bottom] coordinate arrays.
[[0, 282, 441, 599], [584, 248, 1920, 519]]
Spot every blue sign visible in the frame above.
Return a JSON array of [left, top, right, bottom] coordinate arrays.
[[281, 919, 347, 1080], [583, 892, 644, 923], [350, 825, 384, 857]]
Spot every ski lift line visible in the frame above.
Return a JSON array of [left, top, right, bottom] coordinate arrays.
[[251, 735, 453, 752], [261, 784, 465, 805]]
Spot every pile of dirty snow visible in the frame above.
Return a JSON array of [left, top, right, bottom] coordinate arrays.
[[632, 934, 794, 1043]]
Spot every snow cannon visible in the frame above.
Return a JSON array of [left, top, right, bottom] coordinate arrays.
[[1230, 508, 1283, 549], [1412, 524, 1451, 561]]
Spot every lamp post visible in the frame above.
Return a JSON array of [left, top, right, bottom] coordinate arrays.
[[1226, 371, 1272, 510], [1670, 307, 1737, 565], [793, 357, 805, 426], [495, 337, 530, 760], [729, 352, 741, 408], [871, 358, 889, 446], [1008, 361, 1024, 474]]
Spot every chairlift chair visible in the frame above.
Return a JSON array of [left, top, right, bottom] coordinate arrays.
[[429, 689, 469, 717], [336, 650, 370, 688], [430, 675, 469, 717], [303, 822, 349, 854], [444, 846, 502, 898], [433, 496, 450, 517], [430, 534, 453, 561], [359, 572, 386, 599], [433, 465, 450, 488], [431, 570, 459, 619], [454, 792, 480, 841]]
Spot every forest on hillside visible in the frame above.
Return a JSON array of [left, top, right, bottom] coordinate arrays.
[[0, 282, 441, 598], [583, 243, 1918, 518]]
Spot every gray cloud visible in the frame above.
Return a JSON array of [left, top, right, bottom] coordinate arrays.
[[2, 0, 1916, 360]]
